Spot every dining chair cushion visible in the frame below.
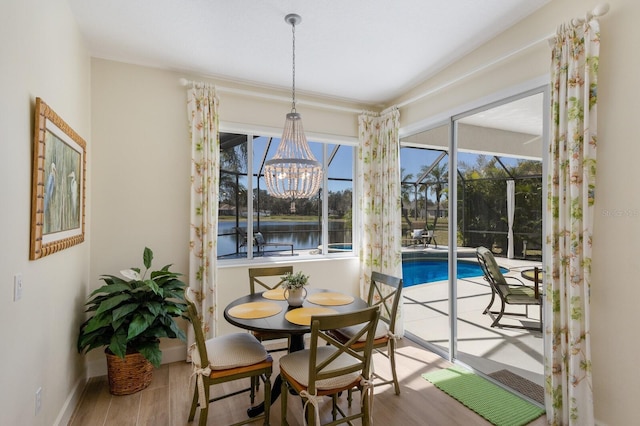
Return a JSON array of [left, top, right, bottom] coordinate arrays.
[[335, 321, 389, 342], [191, 332, 269, 370], [279, 346, 362, 390]]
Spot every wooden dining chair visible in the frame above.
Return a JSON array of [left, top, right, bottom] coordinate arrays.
[[328, 271, 404, 398], [248, 266, 294, 352], [248, 266, 293, 396], [184, 289, 273, 426], [279, 306, 380, 426]]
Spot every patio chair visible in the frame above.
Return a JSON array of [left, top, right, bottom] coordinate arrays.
[[279, 306, 380, 426], [476, 246, 542, 331], [328, 271, 404, 400], [423, 229, 438, 248], [233, 227, 250, 251], [254, 231, 294, 255], [408, 229, 424, 246], [184, 289, 273, 426]]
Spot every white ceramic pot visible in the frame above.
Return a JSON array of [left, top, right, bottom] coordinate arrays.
[[284, 287, 307, 307]]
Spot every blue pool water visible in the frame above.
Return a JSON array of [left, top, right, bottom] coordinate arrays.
[[401, 256, 507, 287], [325, 244, 506, 287]]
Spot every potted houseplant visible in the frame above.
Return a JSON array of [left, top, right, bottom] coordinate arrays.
[[77, 247, 187, 395], [282, 271, 309, 307]]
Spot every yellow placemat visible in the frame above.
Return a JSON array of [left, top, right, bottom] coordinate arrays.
[[227, 301, 283, 319], [285, 307, 338, 326], [307, 292, 354, 306], [262, 288, 286, 301]]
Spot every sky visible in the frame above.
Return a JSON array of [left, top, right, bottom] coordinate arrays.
[[244, 136, 528, 197]]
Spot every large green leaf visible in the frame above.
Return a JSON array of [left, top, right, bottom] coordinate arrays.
[[168, 318, 187, 341], [138, 341, 161, 368], [112, 303, 141, 322], [99, 275, 130, 286], [95, 293, 132, 315], [144, 279, 161, 296], [78, 327, 110, 352], [82, 312, 112, 333], [89, 282, 131, 298], [127, 313, 153, 340], [165, 304, 185, 315], [143, 247, 153, 269], [111, 314, 128, 332], [109, 329, 128, 359], [145, 301, 162, 317], [162, 279, 185, 291]]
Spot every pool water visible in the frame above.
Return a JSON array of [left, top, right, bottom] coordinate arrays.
[[323, 245, 506, 287], [402, 258, 507, 287]]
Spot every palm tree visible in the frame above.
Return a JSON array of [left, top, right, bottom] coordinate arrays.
[[429, 162, 448, 229], [400, 168, 414, 230], [418, 161, 448, 229], [219, 138, 248, 216]]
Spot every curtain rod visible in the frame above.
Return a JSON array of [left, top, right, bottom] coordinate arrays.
[[395, 3, 609, 110], [179, 77, 363, 114]]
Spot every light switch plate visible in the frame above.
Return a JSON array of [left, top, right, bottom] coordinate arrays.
[[14, 274, 23, 301]]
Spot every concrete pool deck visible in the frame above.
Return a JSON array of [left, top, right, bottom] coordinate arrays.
[[401, 248, 544, 390]]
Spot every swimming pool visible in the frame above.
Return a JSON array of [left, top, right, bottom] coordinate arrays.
[[324, 244, 505, 287], [326, 243, 353, 252], [401, 254, 507, 287]]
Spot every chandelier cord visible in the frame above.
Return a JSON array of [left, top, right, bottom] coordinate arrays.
[[291, 19, 296, 113]]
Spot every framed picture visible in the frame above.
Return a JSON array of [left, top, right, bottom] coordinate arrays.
[[30, 98, 86, 260]]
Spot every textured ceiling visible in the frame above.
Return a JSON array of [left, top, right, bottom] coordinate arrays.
[[68, 0, 549, 106]]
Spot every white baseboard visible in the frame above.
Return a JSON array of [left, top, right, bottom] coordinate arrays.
[[53, 375, 86, 426]]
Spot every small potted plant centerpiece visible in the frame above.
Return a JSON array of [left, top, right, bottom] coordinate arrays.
[[282, 271, 310, 307], [77, 247, 187, 395]]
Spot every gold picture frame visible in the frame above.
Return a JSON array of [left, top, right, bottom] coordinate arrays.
[[30, 98, 86, 260]]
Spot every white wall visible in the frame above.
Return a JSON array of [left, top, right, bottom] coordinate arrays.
[[396, 1, 640, 424], [0, 1, 91, 425]]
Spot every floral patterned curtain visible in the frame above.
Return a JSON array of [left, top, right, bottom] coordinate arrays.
[[186, 84, 219, 353], [545, 16, 599, 425], [357, 108, 403, 334]]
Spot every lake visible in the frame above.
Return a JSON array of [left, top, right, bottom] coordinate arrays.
[[217, 220, 351, 257]]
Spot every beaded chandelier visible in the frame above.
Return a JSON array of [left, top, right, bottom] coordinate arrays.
[[264, 14, 323, 200]]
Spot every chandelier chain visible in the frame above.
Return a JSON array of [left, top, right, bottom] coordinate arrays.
[[291, 19, 296, 113]]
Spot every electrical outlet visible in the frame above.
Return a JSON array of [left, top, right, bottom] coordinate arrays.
[[35, 387, 42, 415], [13, 274, 23, 301]]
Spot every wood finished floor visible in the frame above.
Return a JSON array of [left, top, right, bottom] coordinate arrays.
[[68, 338, 547, 425]]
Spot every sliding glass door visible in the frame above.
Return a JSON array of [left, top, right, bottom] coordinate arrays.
[[401, 88, 547, 399], [401, 123, 451, 356], [454, 90, 545, 392]]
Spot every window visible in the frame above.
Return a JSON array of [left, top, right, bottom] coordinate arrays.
[[217, 131, 354, 260]]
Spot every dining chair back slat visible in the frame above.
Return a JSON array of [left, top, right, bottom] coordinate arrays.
[[279, 306, 380, 425], [249, 266, 293, 294]]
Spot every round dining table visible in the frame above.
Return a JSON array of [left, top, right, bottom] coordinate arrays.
[[223, 287, 369, 417], [224, 288, 368, 352]]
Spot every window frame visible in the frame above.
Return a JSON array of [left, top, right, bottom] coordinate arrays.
[[217, 122, 359, 264]]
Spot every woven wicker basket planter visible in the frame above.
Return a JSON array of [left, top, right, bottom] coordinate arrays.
[[105, 349, 154, 395]]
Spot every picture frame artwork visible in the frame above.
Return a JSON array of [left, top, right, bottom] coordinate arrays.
[[30, 98, 86, 260]]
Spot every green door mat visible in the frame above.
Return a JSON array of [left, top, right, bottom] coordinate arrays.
[[422, 366, 545, 426]]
